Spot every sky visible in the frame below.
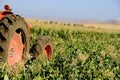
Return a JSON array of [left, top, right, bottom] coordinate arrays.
[[0, 0, 120, 21]]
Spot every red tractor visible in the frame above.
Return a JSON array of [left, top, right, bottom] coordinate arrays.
[[0, 5, 53, 72]]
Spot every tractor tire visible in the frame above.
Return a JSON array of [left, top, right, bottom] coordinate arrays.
[[30, 36, 53, 61], [0, 14, 30, 74]]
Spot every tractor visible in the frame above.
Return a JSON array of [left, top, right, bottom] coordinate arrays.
[[0, 5, 53, 73]]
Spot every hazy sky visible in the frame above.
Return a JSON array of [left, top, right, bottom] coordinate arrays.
[[0, 0, 120, 21]]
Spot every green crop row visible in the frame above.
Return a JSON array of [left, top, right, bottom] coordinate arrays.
[[1, 27, 120, 80], [30, 27, 120, 80]]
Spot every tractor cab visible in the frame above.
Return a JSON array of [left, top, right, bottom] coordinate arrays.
[[0, 5, 13, 20]]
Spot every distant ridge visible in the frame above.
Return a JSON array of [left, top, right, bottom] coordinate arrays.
[[105, 20, 120, 25], [77, 20, 120, 25]]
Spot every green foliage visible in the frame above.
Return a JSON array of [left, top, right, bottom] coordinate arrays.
[[1, 27, 120, 80]]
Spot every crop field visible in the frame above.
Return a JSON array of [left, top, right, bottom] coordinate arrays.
[[0, 19, 120, 80]]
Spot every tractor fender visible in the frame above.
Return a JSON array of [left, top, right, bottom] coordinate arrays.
[[0, 10, 13, 20]]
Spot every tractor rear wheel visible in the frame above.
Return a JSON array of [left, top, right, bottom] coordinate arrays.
[[30, 36, 53, 61], [0, 14, 30, 74]]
